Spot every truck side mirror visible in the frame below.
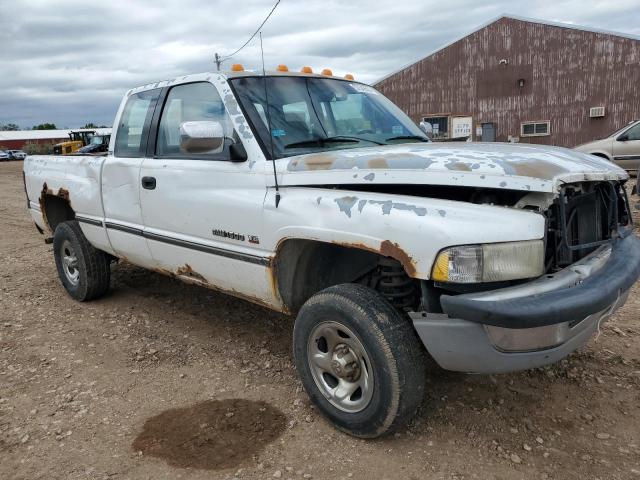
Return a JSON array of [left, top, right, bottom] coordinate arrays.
[[180, 121, 224, 154], [617, 133, 629, 142]]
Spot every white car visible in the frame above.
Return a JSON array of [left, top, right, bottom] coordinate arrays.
[[23, 68, 640, 438], [7, 149, 27, 160], [0, 150, 9, 161]]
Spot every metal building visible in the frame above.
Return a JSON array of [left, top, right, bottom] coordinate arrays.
[[375, 15, 640, 147]]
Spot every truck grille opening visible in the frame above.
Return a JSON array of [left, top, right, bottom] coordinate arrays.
[[544, 181, 631, 272]]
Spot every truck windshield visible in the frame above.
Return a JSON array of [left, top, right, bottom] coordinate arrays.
[[230, 76, 429, 159]]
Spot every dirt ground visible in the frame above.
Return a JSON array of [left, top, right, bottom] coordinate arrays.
[[1, 160, 639, 480]]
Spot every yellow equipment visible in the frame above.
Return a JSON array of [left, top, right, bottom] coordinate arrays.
[[53, 130, 95, 155]]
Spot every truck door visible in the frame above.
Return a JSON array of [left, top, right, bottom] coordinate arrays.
[[139, 81, 272, 302], [613, 122, 640, 171], [102, 88, 160, 268]]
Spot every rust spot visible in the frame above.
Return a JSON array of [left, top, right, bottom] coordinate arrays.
[[506, 159, 569, 179], [39, 182, 72, 233], [331, 239, 418, 278], [295, 154, 336, 170], [445, 161, 472, 172], [57, 188, 70, 201], [367, 157, 388, 169], [175, 264, 208, 283], [379, 240, 417, 277]]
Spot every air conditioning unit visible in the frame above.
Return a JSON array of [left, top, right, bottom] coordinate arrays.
[[589, 106, 605, 118]]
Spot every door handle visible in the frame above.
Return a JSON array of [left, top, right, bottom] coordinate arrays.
[[141, 176, 156, 190]]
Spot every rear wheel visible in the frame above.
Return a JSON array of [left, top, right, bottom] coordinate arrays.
[[53, 221, 110, 301], [293, 283, 426, 438]]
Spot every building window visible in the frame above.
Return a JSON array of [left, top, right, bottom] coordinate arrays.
[[422, 116, 448, 139], [521, 121, 550, 137]]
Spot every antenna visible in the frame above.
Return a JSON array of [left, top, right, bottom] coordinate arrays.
[[260, 31, 281, 208]]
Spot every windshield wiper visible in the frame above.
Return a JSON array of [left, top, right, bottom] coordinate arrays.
[[384, 135, 430, 143], [285, 135, 384, 149]]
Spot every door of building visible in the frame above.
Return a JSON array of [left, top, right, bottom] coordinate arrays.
[[481, 123, 496, 142]]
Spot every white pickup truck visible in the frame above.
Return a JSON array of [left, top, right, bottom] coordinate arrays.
[[23, 68, 640, 438]]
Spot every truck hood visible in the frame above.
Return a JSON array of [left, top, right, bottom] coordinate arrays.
[[279, 142, 628, 193]]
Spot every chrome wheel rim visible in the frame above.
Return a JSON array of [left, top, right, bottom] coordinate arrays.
[[60, 240, 80, 286], [307, 321, 374, 413]]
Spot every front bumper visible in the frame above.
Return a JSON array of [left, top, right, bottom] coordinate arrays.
[[411, 233, 640, 374]]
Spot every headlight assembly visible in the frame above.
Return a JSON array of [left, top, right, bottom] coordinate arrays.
[[431, 240, 544, 283]]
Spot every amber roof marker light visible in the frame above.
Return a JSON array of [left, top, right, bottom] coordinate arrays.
[[231, 64, 245, 72], [276, 64, 289, 72], [321, 68, 333, 76], [344, 74, 354, 80], [300, 66, 313, 74]]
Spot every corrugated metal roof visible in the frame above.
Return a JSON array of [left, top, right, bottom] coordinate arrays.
[[374, 14, 640, 85], [0, 128, 112, 142]]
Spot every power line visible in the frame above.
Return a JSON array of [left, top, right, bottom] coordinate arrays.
[[216, 0, 281, 66]]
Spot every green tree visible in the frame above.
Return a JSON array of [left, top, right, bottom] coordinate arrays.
[[83, 123, 98, 128], [32, 123, 57, 130], [0, 123, 20, 131]]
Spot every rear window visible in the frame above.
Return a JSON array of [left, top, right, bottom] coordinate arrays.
[[114, 89, 160, 157]]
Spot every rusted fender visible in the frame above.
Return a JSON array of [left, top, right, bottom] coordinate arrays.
[[262, 187, 546, 279]]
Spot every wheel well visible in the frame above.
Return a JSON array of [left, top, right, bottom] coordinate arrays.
[[590, 152, 610, 160], [273, 239, 419, 313], [41, 193, 75, 232]]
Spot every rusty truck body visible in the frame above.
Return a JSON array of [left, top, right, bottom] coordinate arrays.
[[23, 69, 640, 438]]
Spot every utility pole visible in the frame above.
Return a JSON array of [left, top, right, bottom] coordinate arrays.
[[214, 53, 222, 71]]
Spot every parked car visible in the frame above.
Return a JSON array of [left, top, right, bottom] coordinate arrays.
[[23, 69, 640, 438], [7, 149, 27, 160], [0, 150, 9, 161], [574, 120, 640, 171]]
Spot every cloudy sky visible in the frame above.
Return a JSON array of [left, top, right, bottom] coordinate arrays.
[[1, 0, 639, 129]]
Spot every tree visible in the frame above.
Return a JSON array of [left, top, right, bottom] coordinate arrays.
[[1, 123, 20, 131], [32, 123, 57, 130], [83, 123, 98, 129]]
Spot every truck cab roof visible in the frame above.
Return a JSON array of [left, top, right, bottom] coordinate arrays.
[[127, 69, 363, 96]]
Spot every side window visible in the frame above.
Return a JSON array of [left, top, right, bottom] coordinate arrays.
[[156, 82, 237, 160], [114, 89, 159, 157], [624, 124, 640, 141]]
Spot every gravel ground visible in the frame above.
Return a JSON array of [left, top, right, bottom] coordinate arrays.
[[1, 160, 639, 480]]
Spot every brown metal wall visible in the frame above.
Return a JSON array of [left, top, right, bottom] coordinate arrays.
[[375, 17, 640, 147]]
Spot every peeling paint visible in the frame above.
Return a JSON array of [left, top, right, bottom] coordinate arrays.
[[437, 209, 446, 217], [282, 142, 623, 194], [176, 264, 208, 283], [368, 200, 427, 216], [224, 94, 240, 116], [334, 196, 358, 218]]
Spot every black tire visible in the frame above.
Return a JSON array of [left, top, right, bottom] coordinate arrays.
[[293, 283, 426, 438], [53, 220, 111, 301]]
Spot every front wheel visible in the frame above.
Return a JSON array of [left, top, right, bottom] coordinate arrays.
[[293, 283, 426, 438], [53, 221, 111, 301]]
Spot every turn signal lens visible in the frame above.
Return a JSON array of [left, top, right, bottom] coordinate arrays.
[[231, 63, 244, 72], [431, 240, 544, 283], [321, 68, 333, 76], [344, 73, 354, 80], [300, 66, 313, 73], [276, 64, 289, 72]]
